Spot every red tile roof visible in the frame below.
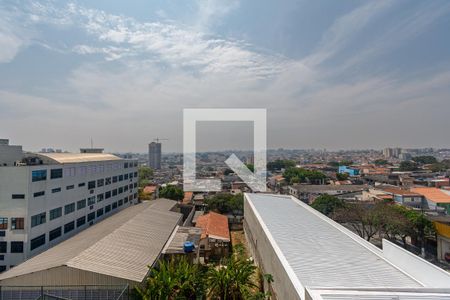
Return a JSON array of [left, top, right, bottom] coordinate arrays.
[[195, 212, 230, 242], [183, 191, 193, 204], [411, 187, 450, 204], [379, 187, 421, 196], [143, 185, 157, 194]]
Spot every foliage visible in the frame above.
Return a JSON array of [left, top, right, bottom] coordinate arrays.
[[339, 160, 353, 166], [283, 167, 326, 184], [373, 159, 389, 165], [332, 203, 381, 241], [412, 155, 437, 164], [327, 161, 340, 167], [311, 194, 345, 216], [138, 166, 154, 188], [207, 257, 258, 300], [399, 161, 418, 171], [245, 163, 254, 172], [159, 185, 184, 201], [206, 193, 243, 215], [136, 257, 206, 300], [336, 172, 349, 181], [267, 159, 295, 171]]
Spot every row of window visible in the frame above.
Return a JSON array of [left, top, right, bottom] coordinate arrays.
[[30, 200, 129, 251], [30, 193, 138, 228], [0, 241, 24, 254], [87, 173, 138, 190], [31, 162, 137, 182], [0, 218, 25, 230]]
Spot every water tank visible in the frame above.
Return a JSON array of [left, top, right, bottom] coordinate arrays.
[[183, 241, 195, 253]]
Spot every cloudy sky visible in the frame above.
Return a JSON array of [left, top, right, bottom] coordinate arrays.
[[1, 0, 450, 153]]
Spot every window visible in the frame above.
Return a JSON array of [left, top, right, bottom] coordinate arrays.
[[0, 265, 6, 272], [32, 170, 47, 182], [12, 194, 25, 199], [87, 197, 96, 206], [11, 218, 24, 230], [0, 218, 7, 230], [112, 202, 117, 209], [64, 203, 75, 215], [10, 242, 23, 253], [105, 177, 111, 185], [97, 179, 104, 187], [124, 162, 129, 168], [105, 191, 111, 199], [129, 172, 133, 179], [77, 216, 86, 227], [112, 176, 118, 183], [49, 207, 62, 220], [51, 188, 61, 193], [0, 255, 3, 260], [105, 205, 111, 213], [97, 193, 104, 202], [119, 175, 124, 181], [78, 182, 86, 187], [134, 171, 138, 177], [87, 212, 95, 222], [88, 181, 96, 189], [49, 227, 61, 241], [118, 187, 123, 194], [0, 242, 6, 253], [112, 189, 118, 196], [0, 231, 4, 237], [118, 199, 123, 206], [31, 212, 46, 227], [30, 234, 45, 250], [50, 168, 63, 179], [96, 208, 104, 217], [64, 221, 75, 233], [134, 182, 137, 188], [33, 191, 45, 197], [124, 174, 129, 180], [77, 199, 86, 210], [66, 185, 74, 190]]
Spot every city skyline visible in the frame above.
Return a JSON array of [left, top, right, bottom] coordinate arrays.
[[1, 0, 450, 152]]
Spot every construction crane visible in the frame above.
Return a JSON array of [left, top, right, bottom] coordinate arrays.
[[153, 137, 169, 143]]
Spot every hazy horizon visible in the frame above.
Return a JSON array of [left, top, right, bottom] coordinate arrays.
[[1, 0, 450, 153]]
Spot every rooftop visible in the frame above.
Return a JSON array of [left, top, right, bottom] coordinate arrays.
[[378, 186, 422, 196], [0, 199, 181, 284], [245, 193, 450, 290], [411, 187, 450, 204], [34, 152, 123, 164], [195, 211, 230, 241]]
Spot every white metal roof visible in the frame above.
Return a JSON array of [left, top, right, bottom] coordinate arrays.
[[0, 199, 181, 283], [245, 193, 423, 289], [34, 152, 122, 164]]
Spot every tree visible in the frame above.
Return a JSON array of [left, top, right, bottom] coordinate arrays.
[[136, 257, 206, 300], [139, 166, 154, 188], [207, 257, 258, 300], [336, 172, 349, 181], [159, 185, 184, 201], [267, 160, 295, 171], [205, 193, 243, 215], [399, 161, 418, 171], [333, 203, 381, 241], [245, 163, 254, 172], [311, 194, 345, 216], [373, 159, 389, 165], [283, 167, 326, 184], [412, 156, 437, 164]]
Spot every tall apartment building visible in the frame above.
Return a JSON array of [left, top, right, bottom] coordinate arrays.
[[148, 142, 161, 170], [0, 140, 139, 272], [383, 147, 402, 159]]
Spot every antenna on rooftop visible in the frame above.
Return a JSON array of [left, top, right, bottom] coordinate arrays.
[[90, 137, 94, 149], [153, 137, 169, 143]]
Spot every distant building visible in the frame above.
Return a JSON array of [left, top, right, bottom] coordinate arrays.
[[338, 165, 359, 176], [411, 187, 450, 214], [288, 184, 368, 204], [244, 193, 450, 300], [383, 147, 402, 159], [148, 142, 161, 170], [0, 140, 139, 273]]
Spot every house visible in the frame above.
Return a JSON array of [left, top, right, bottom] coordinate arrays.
[[433, 219, 450, 263], [411, 187, 450, 214], [378, 186, 424, 208], [338, 166, 359, 176], [195, 212, 230, 262], [288, 184, 368, 204]]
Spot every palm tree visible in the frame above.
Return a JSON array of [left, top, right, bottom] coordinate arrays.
[[207, 257, 258, 300]]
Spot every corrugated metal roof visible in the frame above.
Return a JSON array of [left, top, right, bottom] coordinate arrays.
[[0, 199, 181, 283], [245, 193, 422, 289], [35, 153, 122, 164]]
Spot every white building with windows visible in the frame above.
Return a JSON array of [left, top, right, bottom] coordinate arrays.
[[0, 140, 139, 272]]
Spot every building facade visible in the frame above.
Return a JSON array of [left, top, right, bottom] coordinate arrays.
[[0, 141, 139, 272], [148, 142, 162, 170]]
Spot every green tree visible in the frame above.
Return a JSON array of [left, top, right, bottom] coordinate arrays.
[[336, 172, 349, 181], [267, 160, 295, 171], [399, 161, 418, 171], [311, 194, 345, 216], [139, 166, 154, 188], [207, 257, 258, 300], [136, 257, 206, 300], [159, 185, 184, 201], [373, 159, 389, 165], [283, 167, 326, 184], [206, 193, 244, 215], [245, 163, 254, 172], [412, 156, 437, 164]]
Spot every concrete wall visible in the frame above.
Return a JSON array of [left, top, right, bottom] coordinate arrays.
[[244, 196, 303, 300], [0, 144, 23, 166]]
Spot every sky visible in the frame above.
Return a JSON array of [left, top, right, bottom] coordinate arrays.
[[0, 0, 450, 153]]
